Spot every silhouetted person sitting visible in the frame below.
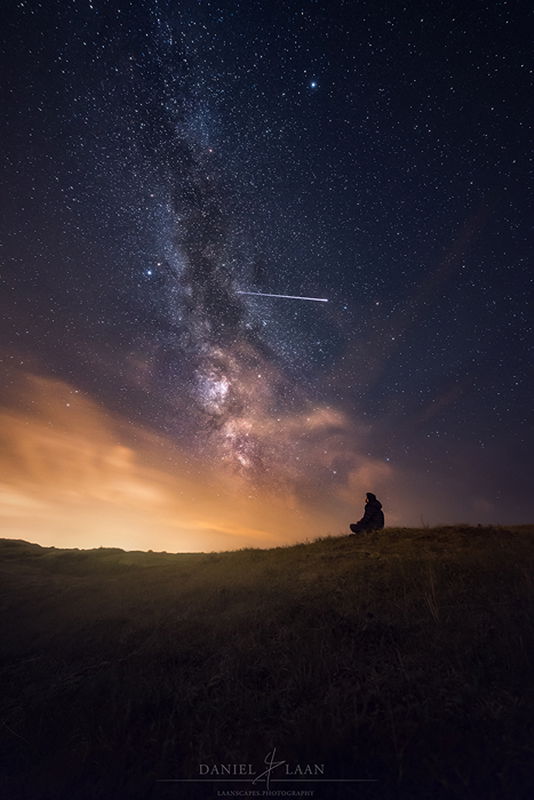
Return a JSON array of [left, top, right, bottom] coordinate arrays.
[[349, 492, 385, 534]]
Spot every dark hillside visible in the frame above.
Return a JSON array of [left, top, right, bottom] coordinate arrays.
[[0, 527, 533, 799]]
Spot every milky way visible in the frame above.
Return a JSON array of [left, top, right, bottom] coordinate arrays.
[[1, 0, 533, 541]]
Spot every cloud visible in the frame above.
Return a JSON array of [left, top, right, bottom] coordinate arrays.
[[0, 372, 356, 551]]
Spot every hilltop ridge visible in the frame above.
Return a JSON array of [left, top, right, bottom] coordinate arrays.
[[1, 525, 533, 799]]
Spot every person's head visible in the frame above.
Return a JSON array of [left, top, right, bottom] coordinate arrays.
[[366, 492, 377, 503]]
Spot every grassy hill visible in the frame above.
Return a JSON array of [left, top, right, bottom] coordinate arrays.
[[0, 526, 533, 799]]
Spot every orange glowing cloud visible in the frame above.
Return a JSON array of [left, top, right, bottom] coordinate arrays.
[[2, 372, 372, 551], [0, 363, 420, 550]]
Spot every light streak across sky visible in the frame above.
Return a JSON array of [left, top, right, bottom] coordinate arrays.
[[237, 291, 329, 303]]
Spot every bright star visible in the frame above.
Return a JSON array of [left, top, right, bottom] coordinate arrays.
[[310, 80, 318, 89]]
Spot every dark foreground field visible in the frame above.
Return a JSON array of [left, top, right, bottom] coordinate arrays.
[[0, 527, 533, 800]]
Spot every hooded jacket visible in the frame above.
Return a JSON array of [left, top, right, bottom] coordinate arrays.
[[357, 495, 385, 530]]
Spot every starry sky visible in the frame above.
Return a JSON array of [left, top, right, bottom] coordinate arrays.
[[1, 0, 532, 551]]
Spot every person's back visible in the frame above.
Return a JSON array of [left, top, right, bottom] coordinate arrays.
[[349, 492, 385, 534]]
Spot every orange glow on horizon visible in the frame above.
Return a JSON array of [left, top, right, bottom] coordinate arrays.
[[0, 372, 404, 552]]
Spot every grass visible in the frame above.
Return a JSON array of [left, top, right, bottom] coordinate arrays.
[[0, 526, 533, 799]]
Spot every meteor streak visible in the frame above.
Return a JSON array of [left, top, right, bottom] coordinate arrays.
[[237, 291, 328, 303]]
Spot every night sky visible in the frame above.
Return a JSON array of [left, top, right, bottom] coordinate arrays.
[[1, 0, 532, 551]]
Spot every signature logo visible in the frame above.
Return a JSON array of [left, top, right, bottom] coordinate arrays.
[[158, 747, 376, 790], [251, 748, 287, 791]]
